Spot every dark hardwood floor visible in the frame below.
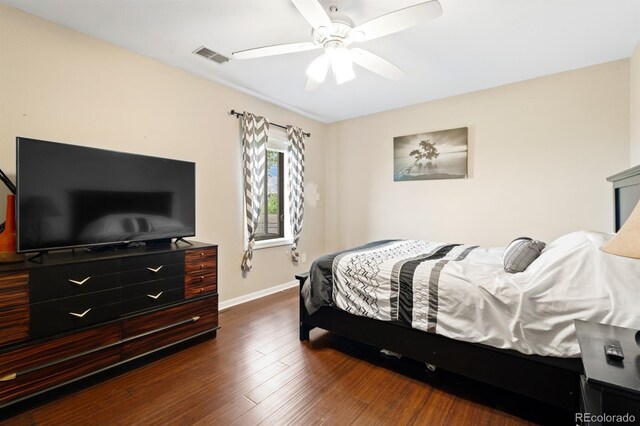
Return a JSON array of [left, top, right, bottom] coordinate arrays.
[[0, 288, 573, 425]]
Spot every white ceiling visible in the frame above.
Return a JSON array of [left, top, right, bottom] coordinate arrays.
[[3, 0, 640, 123]]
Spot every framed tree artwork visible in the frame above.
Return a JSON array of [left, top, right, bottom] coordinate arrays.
[[393, 127, 468, 181]]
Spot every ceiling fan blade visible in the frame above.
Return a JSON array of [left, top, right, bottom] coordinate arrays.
[[305, 77, 321, 91], [233, 42, 318, 59], [351, 48, 405, 81], [291, 0, 332, 32], [351, 0, 442, 42]]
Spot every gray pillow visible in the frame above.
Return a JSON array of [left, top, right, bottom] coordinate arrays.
[[503, 237, 546, 273]]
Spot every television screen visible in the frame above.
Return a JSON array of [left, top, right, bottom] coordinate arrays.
[[16, 138, 196, 252]]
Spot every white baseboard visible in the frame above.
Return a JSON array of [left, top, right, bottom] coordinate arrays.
[[219, 280, 298, 311]]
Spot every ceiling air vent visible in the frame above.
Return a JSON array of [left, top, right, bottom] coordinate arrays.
[[194, 46, 229, 64]]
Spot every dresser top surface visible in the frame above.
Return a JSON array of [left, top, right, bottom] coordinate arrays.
[[0, 241, 216, 273]]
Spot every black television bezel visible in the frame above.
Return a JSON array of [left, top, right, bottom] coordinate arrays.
[[16, 137, 196, 253]]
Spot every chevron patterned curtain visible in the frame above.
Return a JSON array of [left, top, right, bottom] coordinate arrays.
[[287, 125, 306, 263], [241, 112, 269, 271]]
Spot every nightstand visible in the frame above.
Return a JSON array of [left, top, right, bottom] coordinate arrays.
[[575, 320, 640, 425]]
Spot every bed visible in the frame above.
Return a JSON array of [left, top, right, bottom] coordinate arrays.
[[296, 165, 640, 411]]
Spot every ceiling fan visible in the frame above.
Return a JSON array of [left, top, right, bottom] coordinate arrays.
[[232, 0, 443, 90]]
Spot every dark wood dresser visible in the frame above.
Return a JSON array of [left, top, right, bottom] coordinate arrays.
[[0, 241, 218, 408]]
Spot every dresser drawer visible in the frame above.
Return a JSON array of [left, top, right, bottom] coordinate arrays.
[[185, 247, 217, 265], [0, 272, 29, 347], [121, 295, 218, 359], [0, 272, 29, 309], [30, 272, 120, 303], [120, 262, 185, 286], [30, 260, 119, 286], [0, 323, 120, 380], [185, 254, 216, 274], [121, 276, 184, 300], [184, 271, 217, 298], [0, 305, 29, 347], [122, 287, 184, 315], [0, 346, 121, 406], [120, 252, 184, 272], [30, 289, 121, 338]]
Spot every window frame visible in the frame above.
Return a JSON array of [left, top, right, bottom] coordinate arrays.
[[244, 134, 293, 251]]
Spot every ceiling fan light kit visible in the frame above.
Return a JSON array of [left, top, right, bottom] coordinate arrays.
[[306, 53, 330, 82], [232, 0, 443, 89], [329, 46, 355, 84]]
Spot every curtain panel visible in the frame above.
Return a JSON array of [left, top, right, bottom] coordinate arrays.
[[241, 112, 270, 271], [286, 126, 306, 263]]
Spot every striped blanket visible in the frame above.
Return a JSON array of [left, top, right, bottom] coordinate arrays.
[[334, 241, 479, 333], [305, 238, 525, 351], [304, 240, 481, 336]]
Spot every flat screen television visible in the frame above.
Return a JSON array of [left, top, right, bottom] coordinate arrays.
[[16, 137, 196, 253]]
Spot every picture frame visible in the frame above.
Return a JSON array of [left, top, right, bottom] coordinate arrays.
[[393, 127, 468, 181]]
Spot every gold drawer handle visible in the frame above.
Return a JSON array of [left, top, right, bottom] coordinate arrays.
[[147, 266, 163, 273], [0, 372, 16, 382], [68, 277, 91, 286], [69, 308, 91, 318], [147, 291, 163, 300]]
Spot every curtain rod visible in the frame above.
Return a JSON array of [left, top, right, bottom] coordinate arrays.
[[229, 110, 311, 138]]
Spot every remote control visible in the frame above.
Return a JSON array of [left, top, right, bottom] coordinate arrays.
[[604, 339, 624, 361]]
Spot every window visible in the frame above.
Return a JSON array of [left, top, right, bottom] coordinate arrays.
[[256, 149, 284, 240], [250, 137, 292, 249]]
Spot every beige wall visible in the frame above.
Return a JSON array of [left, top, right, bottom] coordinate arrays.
[[326, 61, 630, 250], [631, 43, 640, 166], [0, 5, 326, 302]]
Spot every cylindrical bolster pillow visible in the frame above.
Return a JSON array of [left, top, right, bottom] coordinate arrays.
[[503, 237, 546, 273]]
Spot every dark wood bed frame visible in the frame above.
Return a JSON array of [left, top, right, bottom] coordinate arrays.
[[297, 165, 640, 411]]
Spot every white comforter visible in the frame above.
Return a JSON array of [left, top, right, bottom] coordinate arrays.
[[334, 231, 640, 357]]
